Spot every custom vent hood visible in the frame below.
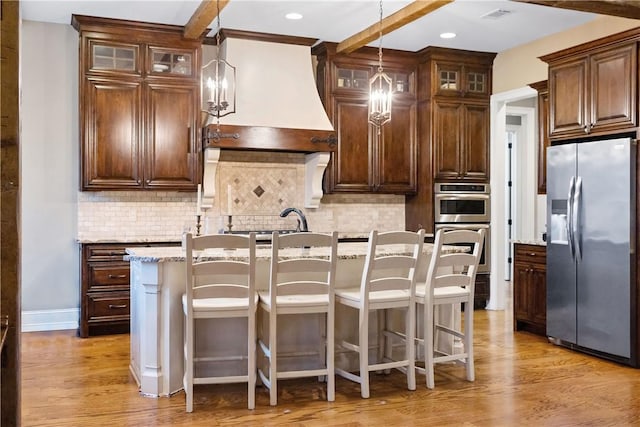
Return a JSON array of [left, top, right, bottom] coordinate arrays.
[[202, 30, 336, 150], [201, 31, 336, 209]]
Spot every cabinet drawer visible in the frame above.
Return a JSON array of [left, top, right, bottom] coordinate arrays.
[[89, 264, 130, 291], [514, 244, 546, 265], [87, 246, 128, 261], [87, 292, 130, 321]]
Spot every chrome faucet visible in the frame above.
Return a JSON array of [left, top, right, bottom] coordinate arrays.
[[279, 207, 309, 232]]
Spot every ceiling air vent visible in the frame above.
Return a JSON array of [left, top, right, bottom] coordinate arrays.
[[481, 8, 513, 19]]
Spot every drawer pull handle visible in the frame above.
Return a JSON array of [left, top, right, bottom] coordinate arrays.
[[108, 304, 127, 309], [109, 251, 126, 256], [108, 274, 127, 279]]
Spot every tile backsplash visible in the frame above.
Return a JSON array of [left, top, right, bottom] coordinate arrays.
[[77, 151, 405, 241]]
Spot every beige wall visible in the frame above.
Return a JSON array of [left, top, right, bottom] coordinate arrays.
[[493, 15, 639, 94]]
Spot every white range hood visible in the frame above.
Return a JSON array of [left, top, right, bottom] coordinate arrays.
[[211, 37, 333, 131], [201, 34, 335, 210]]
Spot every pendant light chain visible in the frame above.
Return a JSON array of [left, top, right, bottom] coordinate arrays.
[[368, 0, 391, 132], [377, 0, 383, 74], [214, 0, 222, 131]]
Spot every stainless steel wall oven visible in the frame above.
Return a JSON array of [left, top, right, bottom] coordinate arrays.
[[434, 183, 490, 274]]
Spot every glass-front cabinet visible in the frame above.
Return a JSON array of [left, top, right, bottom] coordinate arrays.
[[336, 67, 369, 89], [435, 61, 489, 98], [89, 41, 139, 73], [335, 67, 411, 94], [149, 47, 195, 77]]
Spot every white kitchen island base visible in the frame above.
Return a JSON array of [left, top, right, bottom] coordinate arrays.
[[127, 243, 461, 397]]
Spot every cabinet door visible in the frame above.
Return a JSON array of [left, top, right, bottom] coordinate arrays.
[[433, 61, 463, 97], [462, 103, 489, 181], [513, 262, 531, 324], [433, 100, 488, 182], [549, 57, 587, 138], [530, 264, 547, 327], [433, 99, 462, 181], [326, 96, 372, 192], [83, 77, 142, 189], [464, 66, 490, 98], [144, 83, 199, 189], [376, 99, 417, 193], [589, 43, 637, 133], [537, 87, 550, 194]]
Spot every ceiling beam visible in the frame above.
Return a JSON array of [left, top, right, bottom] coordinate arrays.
[[513, 0, 640, 20], [337, 0, 453, 54], [183, 0, 231, 40]]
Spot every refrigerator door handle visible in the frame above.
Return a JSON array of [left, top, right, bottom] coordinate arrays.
[[567, 176, 576, 259], [573, 176, 583, 262]]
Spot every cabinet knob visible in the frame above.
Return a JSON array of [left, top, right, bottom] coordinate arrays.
[[528, 252, 537, 256]]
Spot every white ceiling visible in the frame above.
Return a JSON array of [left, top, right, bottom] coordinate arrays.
[[21, 0, 598, 53]]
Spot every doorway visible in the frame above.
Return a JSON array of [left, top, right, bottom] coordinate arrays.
[[489, 88, 538, 310]]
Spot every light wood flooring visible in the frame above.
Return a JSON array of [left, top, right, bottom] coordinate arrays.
[[21, 308, 640, 426]]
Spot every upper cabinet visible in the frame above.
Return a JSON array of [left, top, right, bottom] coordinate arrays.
[[73, 15, 202, 191], [529, 80, 549, 194], [422, 47, 495, 183], [541, 32, 639, 142], [433, 60, 491, 99], [313, 43, 417, 194]]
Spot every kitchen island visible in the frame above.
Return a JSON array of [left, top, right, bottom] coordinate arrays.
[[126, 240, 462, 397]]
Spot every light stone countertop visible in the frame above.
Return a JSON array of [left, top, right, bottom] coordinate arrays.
[[79, 231, 434, 245], [125, 241, 458, 263], [511, 239, 546, 246]]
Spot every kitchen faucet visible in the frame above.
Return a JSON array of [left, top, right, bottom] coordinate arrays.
[[279, 207, 309, 232]]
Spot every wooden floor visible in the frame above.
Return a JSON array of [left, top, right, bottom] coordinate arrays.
[[21, 308, 640, 426]]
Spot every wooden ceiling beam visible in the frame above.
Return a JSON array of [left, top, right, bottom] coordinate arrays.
[[183, 0, 231, 40], [513, 1, 640, 20], [337, 0, 453, 54]]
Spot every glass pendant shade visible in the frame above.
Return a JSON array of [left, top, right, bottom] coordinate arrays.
[[201, 55, 236, 120], [368, 70, 392, 128]]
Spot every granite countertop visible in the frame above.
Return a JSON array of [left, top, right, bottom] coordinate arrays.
[[77, 237, 182, 244], [511, 239, 546, 246], [78, 231, 435, 245], [125, 241, 459, 263]]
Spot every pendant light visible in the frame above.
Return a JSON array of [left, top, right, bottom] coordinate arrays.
[[368, 0, 392, 133], [201, 0, 236, 127]]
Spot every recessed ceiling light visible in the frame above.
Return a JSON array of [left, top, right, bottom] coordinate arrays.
[[285, 12, 303, 20], [440, 32, 457, 39]]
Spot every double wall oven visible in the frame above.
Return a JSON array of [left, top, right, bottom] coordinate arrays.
[[434, 183, 490, 274]]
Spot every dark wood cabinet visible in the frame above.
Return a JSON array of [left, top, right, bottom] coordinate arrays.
[[529, 80, 549, 194], [474, 273, 490, 310], [405, 47, 495, 233], [542, 38, 637, 141], [313, 43, 417, 194], [433, 60, 491, 99], [513, 243, 546, 336], [84, 77, 143, 188], [79, 241, 179, 337], [432, 99, 489, 182], [73, 15, 202, 191], [144, 82, 199, 189]]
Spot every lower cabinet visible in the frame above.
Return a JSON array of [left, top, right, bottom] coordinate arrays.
[[79, 241, 178, 337], [513, 243, 547, 336], [474, 273, 490, 310]]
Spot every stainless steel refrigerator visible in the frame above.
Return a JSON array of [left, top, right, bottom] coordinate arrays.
[[546, 137, 637, 366]]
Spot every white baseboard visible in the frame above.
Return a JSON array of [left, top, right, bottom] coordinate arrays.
[[21, 308, 79, 332]]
